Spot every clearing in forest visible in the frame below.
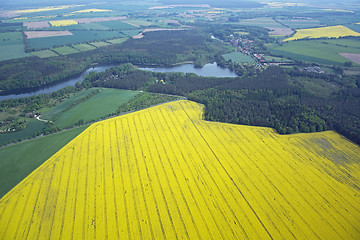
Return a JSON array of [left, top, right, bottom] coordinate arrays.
[[0, 100, 359, 239]]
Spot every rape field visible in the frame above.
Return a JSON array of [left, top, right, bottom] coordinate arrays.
[[0, 100, 359, 239], [284, 25, 360, 41], [49, 20, 78, 27]]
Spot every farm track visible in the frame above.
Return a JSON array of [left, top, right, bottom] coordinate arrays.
[[0, 100, 359, 239]]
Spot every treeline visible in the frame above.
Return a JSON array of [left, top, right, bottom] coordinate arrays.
[[84, 64, 360, 144]]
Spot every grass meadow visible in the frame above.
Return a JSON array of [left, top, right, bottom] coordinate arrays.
[[270, 39, 360, 65]]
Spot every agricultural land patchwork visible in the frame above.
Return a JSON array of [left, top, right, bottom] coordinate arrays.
[[284, 25, 360, 41], [0, 100, 359, 239]]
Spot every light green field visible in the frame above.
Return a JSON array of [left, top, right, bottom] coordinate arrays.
[[72, 43, 97, 51], [90, 41, 111, 48], [51, 88, 139, 129], [276, 18, 324, 29], [125, 19, 153, 27], [264, 55, 293, 63], [52, 46, 80, 55], [223, 51, 256, 63], [0, 32, 30, 61], [30, 49, 59, 58], [108, 37, 128, 44], [0, 125, 88, 198], [121, 29, 144, 37], [237, 17, 283, 28], [41, 89, 99, 121], [269, 39, 360, 65]]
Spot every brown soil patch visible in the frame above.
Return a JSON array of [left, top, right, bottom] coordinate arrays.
[[25, 31, 73, 39], [23, 21, 50, 30], [267, 27, 294, 35], [339, 53, 360, 65]]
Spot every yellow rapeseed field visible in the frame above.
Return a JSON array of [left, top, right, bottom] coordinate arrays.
[[49, 20, 78, 27], [284, 25, 360, 41], [0, 100, 359, 239]]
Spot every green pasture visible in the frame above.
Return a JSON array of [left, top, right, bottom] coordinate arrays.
[[269, 39, 360, 65], [30, 49, 59, 58], [236, 17, 283, 28], [72, 43, 97, 51], [90, 41, 111, 48], [28, 30, 122, 49], [50, 88, 139, 129], [222, 52, 255, 63], [100, 21, 138, 30], [0, 32, 30, 61], [275, 18, 324, 29], [41, 89, 98, 121], [0, 120, 46, 146], [125, 19, 153, 27], [108, 37, 128, 44], [0, 125, 88, 198], [121, 29, 144, 37], [53, 46, 80, 55]]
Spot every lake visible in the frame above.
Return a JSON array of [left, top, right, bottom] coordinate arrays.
[[139, 63, 237, 78], [0, 65, 116, 101]]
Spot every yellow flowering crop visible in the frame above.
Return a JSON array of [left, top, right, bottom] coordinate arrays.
[[49, 20, 78, 27], [284, 25, 360, 41], [0, 100, 359, 239]]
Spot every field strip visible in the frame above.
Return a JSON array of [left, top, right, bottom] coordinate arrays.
[[25, 31, 73, 39], [0, 100, 359, 239]]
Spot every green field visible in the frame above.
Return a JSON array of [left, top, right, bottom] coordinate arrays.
[[276, 18, 324, 29], [100, 20, 139, 30], [53, 46, 80, 55], [263, 55, 294, 63], [0, 120, 46, 146], [121, 29, 144, 37], [108, 37, 128, 44], [223, 51, 256, 63], [41, 89, 98, 121], [125, 19, 153, 27], [72, 43, 97, 51], [28, 30, 123, 49], [30, 49, 59, 58], [269, 39, 360, 65], [48, 88, 139, 129], [0, 125, 88, 198], [0, 32, 30, 61], [90, 41, 111, 47], [236, 17, 283, 28]]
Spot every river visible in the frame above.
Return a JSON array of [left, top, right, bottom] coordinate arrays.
[[0, 63, 236, 101], [0, 65, 116, 101]]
